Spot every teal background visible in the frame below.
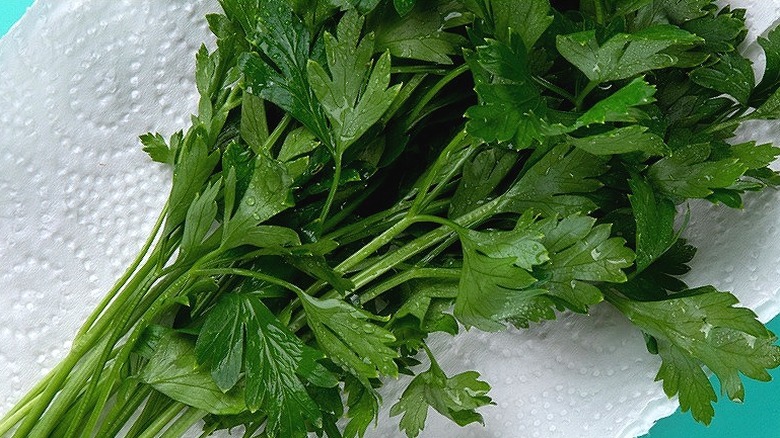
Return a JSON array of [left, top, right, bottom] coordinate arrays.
[[1, 1, 779, 437], [0, 0, 32, 35]]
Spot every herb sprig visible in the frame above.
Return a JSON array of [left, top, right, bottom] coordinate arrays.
[[3, 0, 780, 436]]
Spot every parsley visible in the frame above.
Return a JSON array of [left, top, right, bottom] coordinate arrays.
[[3, 1, 780, 437]]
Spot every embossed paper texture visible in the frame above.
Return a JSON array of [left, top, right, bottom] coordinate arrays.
[[1, 1, 780, 437]]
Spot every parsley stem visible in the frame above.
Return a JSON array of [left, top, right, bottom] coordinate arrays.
[[594, 0, 607, 24], [76, 204, 168, 338], [576, 80, 599, 111], [359, 267, 461, 304], [533, 76, 577, 103], [318, 155, 343, 228], [196, 267, 307, 297], [159, 407, 205, 438], [96, 384, 153, 437], [288, 197, 502, 332], [406, 63, 469, 128], [260, 113, 292, 152], [410, 129, 470, 214], [390, 66, 451, 75], [133, 401, 186, 438]]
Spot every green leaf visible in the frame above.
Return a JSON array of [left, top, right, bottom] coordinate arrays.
[[141, 331, 247, 416], [165, 135, 221, 235], [556, 25, 701, 83], [240, 93, 270, 154], [545, 77, 657, 136], [728, 142, 780, 170], [301, 295, 398, 384], [453, 212, 550, 331], [195, 293, 329, 436], [485, 0, 553, 51], [393, 0, 416, 16], [614, 0, 651, 16], [681, 11, 746, 53], [466, 39, 545, 149], [636, 0, 710, 25], [178, 181, 220, 263], [449, 146, 518, 218], [577, 77, 657, 127], [140, 132, 174, 164], [609, 287, 780, 424], [240, 0, 331, 144], [501, 144, 607, 216], [307, 11, 401, 153], [628, 175, 677, 272], [342, 375, 380, 438], [569, 126, 668, 156], [648, 143, 748, 198], [278, 126, 321, 162], [390, 350, 492, 438], [617, 239, 696, 301], [223, 154, 295, 249], [690, 52, 754, 106], [534, 215, 635, 314], [373, 0, 470, 64], [751, 88, 780, 119], [753, 26, 780, 105]]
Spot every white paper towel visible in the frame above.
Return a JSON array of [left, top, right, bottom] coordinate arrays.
[[1, 1, 780, 437]]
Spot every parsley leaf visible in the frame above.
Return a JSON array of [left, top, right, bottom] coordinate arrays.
[[195, 293, 331, 436], [501, 144, 607, 216], [468, 0, 553, 50], [557, 25, 701, 83], [390, 348, 493, 438], [608, 287, 780, 424], [691, 52, 754, 106], [648, 142, 748, 199], [239, 0, 331, 144], [628, 174, 677, 272], [534, 215, 635, 314], [301, 294, 399, 384], [141, 331, 247, 416], [753, 26, 780, 105], [373, 0, 469, 65], [453, 212, 550, 331], [569, 126, 668, 156], [307, 11, 401, 153], [222, 154, 295, 249], [466, 39, 545, 149]]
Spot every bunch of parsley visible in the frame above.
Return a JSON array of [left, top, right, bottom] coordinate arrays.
[[3, 0, 780, 437]]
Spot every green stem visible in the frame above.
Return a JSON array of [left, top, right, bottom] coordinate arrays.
[[76, 205, 167, 338], [390, 66, 450, 75], [159, 407, 206, 438], [260, 113, 291, 152], [0, 393, 40, 436], [322, 173, 386, 234], [133, 402, 186, 438], [359, 267, 461, 304], [406, 63, 469, 127], [409, 130, 470, 214], [576, 80, 599, 111], [533, 76, 576, 103], [20, 342, 108, 438], [196, 267, 307, 297], [95, 385, 153, 438], [318, 155, 343, 227], [60, 262, 162, 438], [593, 0, 607, 24], [289, 197, 502, 332]]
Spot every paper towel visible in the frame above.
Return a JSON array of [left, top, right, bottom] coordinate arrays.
[[1, 1, 780, 437]]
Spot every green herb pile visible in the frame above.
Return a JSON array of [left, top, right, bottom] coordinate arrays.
[[4, 0, 780, 436]]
